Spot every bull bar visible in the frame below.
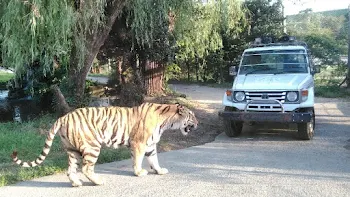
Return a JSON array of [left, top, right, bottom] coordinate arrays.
[[219, 100, 312, 123]]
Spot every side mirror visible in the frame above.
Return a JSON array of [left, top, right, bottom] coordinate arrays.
[[229, 66, 238, 76]]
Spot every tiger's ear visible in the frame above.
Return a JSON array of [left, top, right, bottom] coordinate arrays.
[[177, 104, 185, 115]]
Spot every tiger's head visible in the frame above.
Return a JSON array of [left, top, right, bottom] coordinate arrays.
[[175, 104, 198, 136]]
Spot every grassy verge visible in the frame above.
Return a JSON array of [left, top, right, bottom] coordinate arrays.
[[0, 73, 14, 89], [0, 73, 14, 83], [314, 67, 350, 98], [315, 86, 350, 98], [0, 114, 130, 187]]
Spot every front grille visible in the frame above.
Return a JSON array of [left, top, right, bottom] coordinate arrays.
[[246, 91, 286, 103], [245, 91, 286, 112]]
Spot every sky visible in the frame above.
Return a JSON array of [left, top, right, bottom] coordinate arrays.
[[283, 0, 349, 16]]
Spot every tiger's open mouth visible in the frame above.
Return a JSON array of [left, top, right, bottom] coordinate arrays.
[[185, 125, 195, 133]]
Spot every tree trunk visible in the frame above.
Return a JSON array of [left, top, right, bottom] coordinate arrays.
[[187, 61, 190, 81], [68, 0, 127, 106], [219, 64, 224, 84], [196, 58, 199, 82], [51, 85, 71, 116], [117, 55, 124, 84], [140, 52, 165, 95]]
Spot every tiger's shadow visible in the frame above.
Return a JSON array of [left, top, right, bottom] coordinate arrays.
[[12, 168, 135, 188]]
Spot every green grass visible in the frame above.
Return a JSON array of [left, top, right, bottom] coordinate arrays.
[[0, 72, 14, 83], [0, 114, 130, 187], [315, 86, 350, 98], [313, 67, 350, 98]]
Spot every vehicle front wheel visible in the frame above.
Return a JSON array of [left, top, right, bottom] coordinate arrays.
[[297, 108, 315, 140], [223, 107, 243, 137]]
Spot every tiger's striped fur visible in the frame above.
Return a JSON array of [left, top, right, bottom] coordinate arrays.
[[11, 102, 198, 187]]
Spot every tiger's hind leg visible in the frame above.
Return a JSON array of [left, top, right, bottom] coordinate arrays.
[[82, 147, 104, 185], [145, 144, 168, 175], [130, 142, 148, 176], [67, 150, 83, 187]]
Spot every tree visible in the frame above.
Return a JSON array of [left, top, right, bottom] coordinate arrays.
[[1, 0, 128, 109], [98, 1, 193, 96], [287, 8, 349, 87], [303, 34, 345, 65], [1, 0, 192, 110], [243, 0, 285, 41], [174, 0, 247, 83]]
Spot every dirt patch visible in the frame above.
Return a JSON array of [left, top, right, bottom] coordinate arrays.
[[144, 96, 224, 153]]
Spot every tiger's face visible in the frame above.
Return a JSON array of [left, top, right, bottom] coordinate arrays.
[[177, 105, 198, 136]]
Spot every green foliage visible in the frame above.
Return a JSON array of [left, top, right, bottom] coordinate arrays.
[[174, 0, 247, 82], [117, 82, 146, 107], [287, 12, 347, 39], [176, 1, 223, 61], [73, 0, 108, 69], [304, 34, 346, 65], [243, 0, 284, 40], [0, 0, 74, 78], [316, 9, 348, 17], [315, 66, 347, 86], [129, 0, 168, 48], [315, 86, 350, 98], [165, 63, 182, 81], [286, 8, 348, 69], [0, 0, 111, 105], [314, 66, 350, 98]]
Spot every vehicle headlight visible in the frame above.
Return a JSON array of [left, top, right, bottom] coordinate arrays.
[[234, 91, 245, 102], [286, 91, 298, 102]]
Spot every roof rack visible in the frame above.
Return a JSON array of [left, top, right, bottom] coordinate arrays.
[[249, 36, 308, 49]]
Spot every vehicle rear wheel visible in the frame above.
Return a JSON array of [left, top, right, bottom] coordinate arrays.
[[223, 107, 243, 137], [297, 108, 315, 140]]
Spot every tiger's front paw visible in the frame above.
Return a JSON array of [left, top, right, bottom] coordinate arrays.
[[156, 168, 169, 175], [71, 181, 83, 187], [134, 169, 148, 176]]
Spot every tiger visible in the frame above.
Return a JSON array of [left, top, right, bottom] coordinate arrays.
[[11, 102, 198, 187]]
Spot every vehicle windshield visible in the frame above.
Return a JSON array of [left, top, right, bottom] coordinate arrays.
[[239, 49, 308, 75]]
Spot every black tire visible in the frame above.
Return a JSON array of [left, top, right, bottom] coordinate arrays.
[[223, 107, 243, 137], [297, 108, 315, 140]]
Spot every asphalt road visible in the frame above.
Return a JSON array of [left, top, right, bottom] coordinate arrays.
[[1, 84, 350, 197]]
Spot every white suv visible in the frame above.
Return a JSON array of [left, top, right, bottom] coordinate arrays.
[[219, 37, 319, 140]]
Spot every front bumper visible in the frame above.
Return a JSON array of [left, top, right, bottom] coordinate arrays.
[[218, 111, 312, 123]]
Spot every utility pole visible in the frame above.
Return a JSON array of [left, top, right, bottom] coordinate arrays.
[[282, 1, 287, 34], [347, 4, 350, 88]]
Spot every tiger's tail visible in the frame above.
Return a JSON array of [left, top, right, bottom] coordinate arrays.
[[11, 120, 61, 167]]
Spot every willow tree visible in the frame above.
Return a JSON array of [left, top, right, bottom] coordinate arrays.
[[1, 0, 128, 110], [1, 0, 192, 109], [175, 0, 247, 82]]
